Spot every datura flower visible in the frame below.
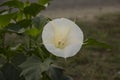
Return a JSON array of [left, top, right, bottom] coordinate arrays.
[[42, 18, 84, 58]]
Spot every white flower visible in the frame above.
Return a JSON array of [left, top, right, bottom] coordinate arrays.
[[42, 18, 84, 58], [44, 3, 48, 8]]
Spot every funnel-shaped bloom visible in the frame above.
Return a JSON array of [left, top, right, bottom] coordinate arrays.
[[42, 18, 83, 58]]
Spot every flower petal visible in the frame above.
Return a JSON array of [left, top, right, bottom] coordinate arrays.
[[42, 21, 54, 44], [43, 43, 67, 57], [64, 43, 83, 58]]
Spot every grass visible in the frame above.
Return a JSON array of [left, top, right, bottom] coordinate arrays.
[[57, 12, 120, 80]]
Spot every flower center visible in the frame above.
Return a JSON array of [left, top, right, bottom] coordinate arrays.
[[54, 30, 69, 49], [56, 40, 65, 49], [51, 22, 70, 49]]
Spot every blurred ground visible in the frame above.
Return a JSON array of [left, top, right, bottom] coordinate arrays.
[[42, 7, 120, 19], [41, 0, 120, 19]]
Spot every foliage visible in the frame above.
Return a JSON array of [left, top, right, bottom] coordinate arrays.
[[0, 0, 75, 80], [19, 56, 52, 80]]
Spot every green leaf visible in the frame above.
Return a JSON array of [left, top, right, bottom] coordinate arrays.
[[25, 28, 40, 38], [10, 43, 22, 51], [41, 72, 51, 80], [32, 16, 49, 29], [6, 23, 25, 33], [17, 19, 31, 28], [11, 53, 26, 66], [0, 9, 7, 14], [1, 63, 22, 80], [0, 13, 17, 28], [48, 65, 73, 80], [38, 0, 51, 6], [23, 3, 45, 16], [19, 56, 52, 80], [84, 38, 112, 49], [15, 11, 24, 21], [32, 16, 50, 37], [0, 71, 5, 80], [0, 0, 24, 9]]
